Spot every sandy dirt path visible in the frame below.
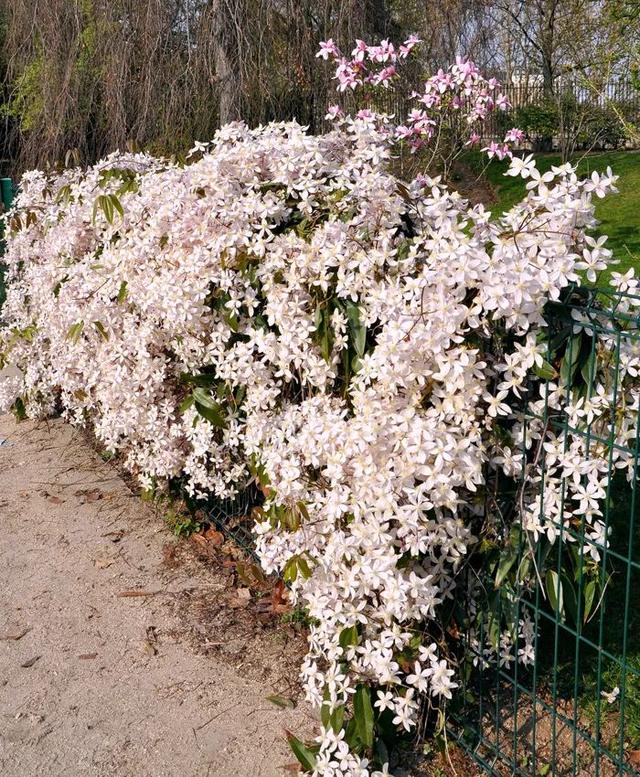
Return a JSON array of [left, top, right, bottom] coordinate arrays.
[[0, 414, 313, 777]]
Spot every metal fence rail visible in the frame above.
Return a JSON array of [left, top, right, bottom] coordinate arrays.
[[448, 287, 640, 777], [313, 79, 640, 148]]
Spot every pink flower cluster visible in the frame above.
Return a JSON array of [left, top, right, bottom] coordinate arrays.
[[317, 35, 421, 92], [483, 128, 526, 160], [318, 38, 522, 158]]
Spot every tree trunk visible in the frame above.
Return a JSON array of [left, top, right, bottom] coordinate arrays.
[[539, 0, 557, 150], [365, 0, 389, 36], [212, 0, 241, 125], [541, 53, 554, 98]]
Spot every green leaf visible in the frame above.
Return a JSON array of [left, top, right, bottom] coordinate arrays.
[[297, 556, 312, 579], [320, 695, 344, 734], [191, 388, 227, 426], [314, 303, 334, 362], [339, 625, 359, 649], [194, 400, 226, 427], [583, 579, 597, 624], [321, 701, 331, 728], [223, 310, 239, 332], [117, 281, 128, 303], [101, 194, 113, 224], [66, 321, 84, 342], [487, 598, 501, 651], [580, 346, 597, 387], [353, 685, 374, 750], [561, 573, 578, 625], [13, 396, 27, 421], [109, 194, 124, 219], [533, 358, 557, 381], [286, 732, 317, 771], [516, 553, 532, 583], [178, 395, 194, 413], [373, 737, 390, 768], [345, 300, 367, 357], [92, 193, 123, 225], [295, 217, 311, 239], [234, 385, 246, 406], [495, 547, 519, 588], [283, 557, 299, 584], [179, 372, 216, 387], [93, 321, 109, 341], [192, 387, 218, 409], [344, 717, 361, 749], [56, 184, 72, 204], [546, 569, 564, 619], [330, 705, 345, 734], [266, 694, 296, 709], [560, 334, 583, 386]]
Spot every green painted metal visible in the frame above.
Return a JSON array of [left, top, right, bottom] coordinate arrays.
[[0, 177, 12, 311], [0, 178, 13, 213], [448, 286, 640, 777]]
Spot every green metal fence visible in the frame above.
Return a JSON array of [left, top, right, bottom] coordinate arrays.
[[181, 284, 640, 775], [0, 177, 15, 310], [448, 287, 640, 777]]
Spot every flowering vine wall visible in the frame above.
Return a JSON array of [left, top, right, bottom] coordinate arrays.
[[1, 48, 638, 777]]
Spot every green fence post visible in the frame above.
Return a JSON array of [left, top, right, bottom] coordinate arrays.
[[0, 178, 14, 213], [0, 178, 12, 312]]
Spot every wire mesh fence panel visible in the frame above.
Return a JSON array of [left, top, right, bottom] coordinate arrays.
[[448, 287, 640, 777], [313, 79, 640, 149]]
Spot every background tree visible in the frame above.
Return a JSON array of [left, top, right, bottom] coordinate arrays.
[[1, 0, 639, 175]]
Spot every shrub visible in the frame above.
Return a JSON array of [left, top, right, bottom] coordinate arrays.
[[577, 104, 628, 149], [514, 100, 558, 149], [515, 96, 628, 155]]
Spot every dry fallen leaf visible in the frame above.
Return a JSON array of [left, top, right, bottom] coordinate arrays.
[[192, 534, 208, 548], [0, 627, 31, 642], [94, 558, 113, 569], [21, 655, 41, 668], [280, 761, 301, 774], [78, 653, 98, 660], [47, 495, 65, 505], [101, 529, 124, 543], [266, 694, 296, 709], [141, 640, 158, 656], [271, 580, 290, 615], [117, 590, 160, 598], [74, 488, 104, 503], [229, 588, 252, 608], [146, 625, 158, 644], [203, 528, 224, 546]]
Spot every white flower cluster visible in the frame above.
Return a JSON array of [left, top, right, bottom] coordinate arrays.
[[1, 119, 636, 776]]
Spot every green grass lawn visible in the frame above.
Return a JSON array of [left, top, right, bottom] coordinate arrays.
[[465, 151, 640, 282]]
